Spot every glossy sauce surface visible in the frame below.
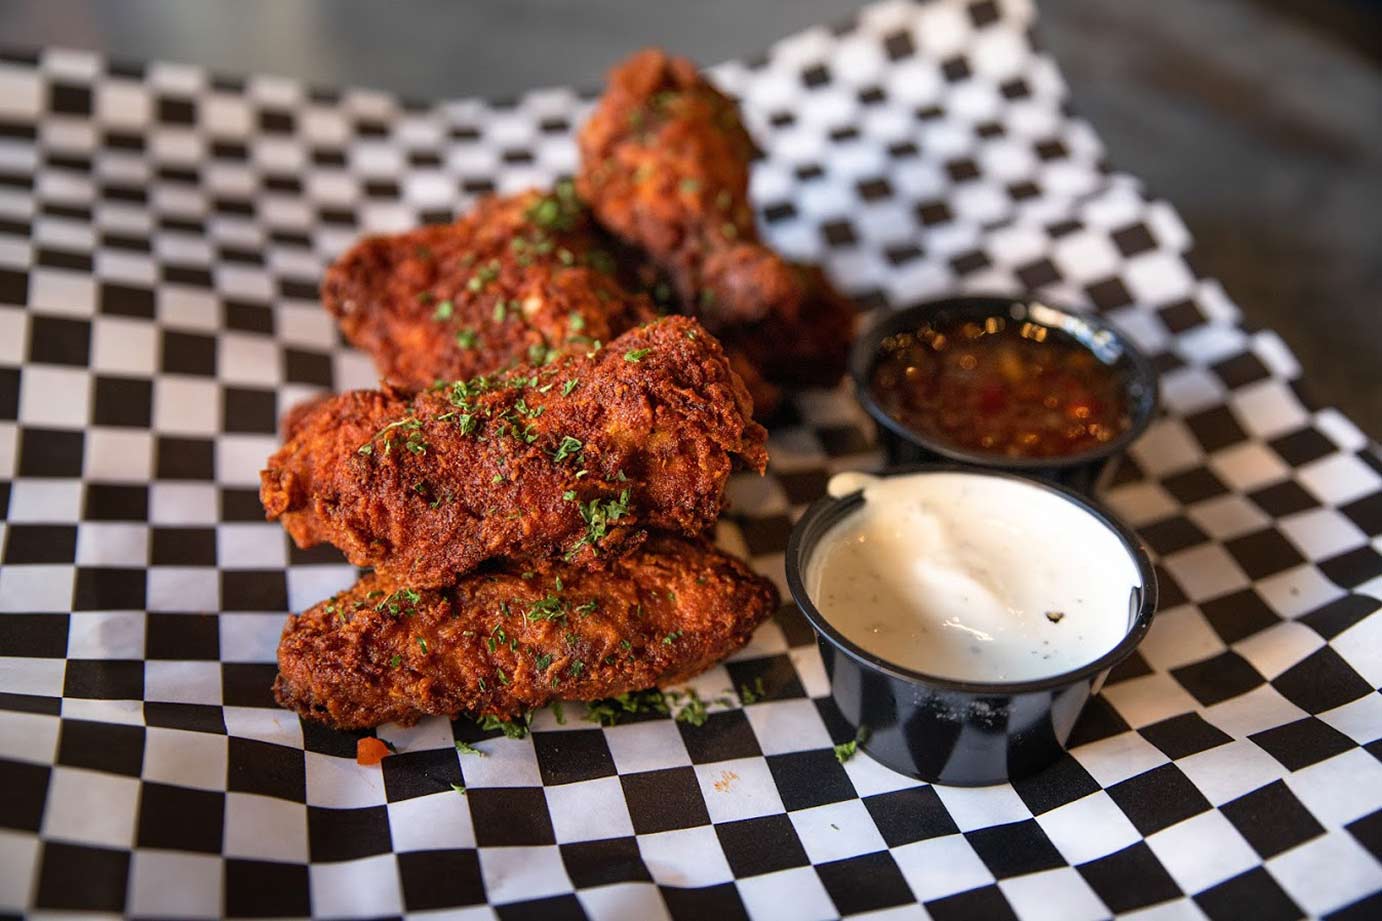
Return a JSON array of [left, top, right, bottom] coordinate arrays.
[[869, 315, 1131, 459], [807, 472, 1141, 683]]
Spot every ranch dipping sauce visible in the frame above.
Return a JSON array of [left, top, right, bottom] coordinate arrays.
[[807, 471, 1141, 683]]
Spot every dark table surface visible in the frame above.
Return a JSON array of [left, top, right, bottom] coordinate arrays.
[[3, 0, 1378, 437]]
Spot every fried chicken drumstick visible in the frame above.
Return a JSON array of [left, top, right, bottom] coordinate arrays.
[[577, 49, 798, 331], [577, 48, 854, 408], [261, 316, 767, 588], [274, 533, 779, 729], [323, 186, 656, 390]]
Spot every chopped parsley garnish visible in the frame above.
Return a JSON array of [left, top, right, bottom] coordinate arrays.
[[739, 676, 767, 705], [455, 328, 478, 349], [526, 180, 582, 231], [416, 637, 428, 654], [562, 490, 577, 501], [584, 689, 669, 726], [569, 660, 585, 677], [666, 688, 709, 726], [450, 783, 467, 795], [561, 378, 578, 396], [466, 259, 501, 293], [568, 488, 632, 557], [493, 473, 505, 484], [552, 435, 583, 463], [433, 299, 454, 321], [375, 587, 422, 617], [357, 416, 424, 456], [551, 700, 566, 725], [623, 347, 652, 362], [389, 654, 402, 669], [569, 312, 586, 332], [496, 667, 510, 686], [455, 740, 484, 756], [574, 600, 599, 616], [526, 595, 567, 622], [662, 630, 682, 645], [833, 740, 858, 763], [478, 713, 531, 739], [535, 653, 553, 671]]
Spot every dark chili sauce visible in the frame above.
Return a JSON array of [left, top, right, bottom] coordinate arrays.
[[868, 315, 1132, 459]]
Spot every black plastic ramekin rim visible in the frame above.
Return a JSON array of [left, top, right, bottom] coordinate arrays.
[[784, 463, 1160, 697], [848, 294, 1161, 471]]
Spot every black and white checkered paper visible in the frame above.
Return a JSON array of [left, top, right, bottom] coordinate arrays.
[[1, 1, 1379, 917]]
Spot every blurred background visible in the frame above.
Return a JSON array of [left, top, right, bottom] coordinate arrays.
[[2, 0, 1378, 437]]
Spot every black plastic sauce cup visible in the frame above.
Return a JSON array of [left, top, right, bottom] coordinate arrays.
[[785, 465, 1159, 786], [849, 295, 1160, 494]]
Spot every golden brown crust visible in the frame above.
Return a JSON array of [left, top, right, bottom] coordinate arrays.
[[260, 317, 768, 587], [721, 263, 857, 391], [576, 48, 804, 330], [322, 187, 657, 390], [274, 533, 780, 729], [577, 49, 853, 400]]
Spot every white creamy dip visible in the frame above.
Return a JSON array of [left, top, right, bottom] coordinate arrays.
[[806, 471, 1141, 683]]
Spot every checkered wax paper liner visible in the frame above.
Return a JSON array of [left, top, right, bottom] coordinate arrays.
[[1, 0, 1379, 917]]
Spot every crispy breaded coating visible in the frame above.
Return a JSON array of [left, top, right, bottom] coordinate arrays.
[[322, 186, 657, 390], [577, 48, 804, 330], [274, 533, 779, 729], [722, 264, 856, 392], [260, 317, 768, 588]]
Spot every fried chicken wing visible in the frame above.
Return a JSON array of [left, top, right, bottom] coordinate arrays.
[[577, 48, 802, 330], [721, 264, 855, 391], [260, 316, 768, 588], [274, 533, 779, 729], [577, 49, 855, 406], [323, 186, 657, 390]]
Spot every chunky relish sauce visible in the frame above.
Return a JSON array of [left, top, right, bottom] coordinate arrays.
[[868, 315, 1131, 459]]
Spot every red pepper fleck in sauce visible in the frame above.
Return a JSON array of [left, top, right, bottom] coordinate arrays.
[[869, 315, 1131, 459]]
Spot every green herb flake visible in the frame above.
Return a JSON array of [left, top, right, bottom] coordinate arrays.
[[456, 328, 478, 349], [739, 676, 767, 705], [552, 435, 583, 463], [416, 637, 428, 654], [389, 654, 402, 669], [455, 740, 485, 756], [623, 347, 652, 363], [433, 299, 454, 321], [450, 783, 467, 795], [833, 740, 858, 763], [478, 713, 530, 739], [561, 378, 578, 397], [526, 595, 567, 622]]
